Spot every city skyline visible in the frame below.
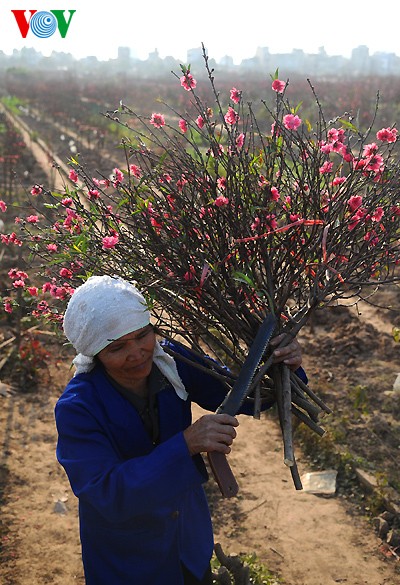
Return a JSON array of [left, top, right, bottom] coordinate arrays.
[[0, 1, 399, 64]]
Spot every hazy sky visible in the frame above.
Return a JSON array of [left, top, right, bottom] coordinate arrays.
[[1, 1, 399, 64]]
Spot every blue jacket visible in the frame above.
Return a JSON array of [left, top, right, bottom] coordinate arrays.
[[55, 342, 300, 584]]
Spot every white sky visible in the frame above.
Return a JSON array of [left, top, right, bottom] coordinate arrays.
[[0, 1, 399, 64]]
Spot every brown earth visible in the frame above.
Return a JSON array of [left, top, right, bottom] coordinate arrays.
[[0, 287, 400, 585]]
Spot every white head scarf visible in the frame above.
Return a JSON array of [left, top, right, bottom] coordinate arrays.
[[63, 275, 188, 400]]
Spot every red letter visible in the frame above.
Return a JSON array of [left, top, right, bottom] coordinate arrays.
[[11, 10, 37, 38]]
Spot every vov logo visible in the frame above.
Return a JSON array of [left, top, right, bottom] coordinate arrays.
[[12, 10, 76, 39]]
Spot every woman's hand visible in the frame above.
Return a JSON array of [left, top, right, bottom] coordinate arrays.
[[183, 414, 239, 456], [270, 334, 303, 371]]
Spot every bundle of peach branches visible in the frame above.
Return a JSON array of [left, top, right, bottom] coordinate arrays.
[[16, 46, 400, 487]]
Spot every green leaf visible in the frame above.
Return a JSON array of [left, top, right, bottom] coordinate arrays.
[[270, 68, 279, 81], [232, 271, 256, 288], [393, 327, 400, 343], [338, 118, 358, 133], [293, 101, 303, 114], [71, 234, 88, 254]]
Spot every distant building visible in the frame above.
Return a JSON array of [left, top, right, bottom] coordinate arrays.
[[351, 45, 370, 75], [118, 47, 130, 62], [219, 55, 234, 68], [187, 47, 205, 65]]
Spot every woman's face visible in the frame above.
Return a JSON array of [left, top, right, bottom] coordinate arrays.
[[97, 324, 156, 394]]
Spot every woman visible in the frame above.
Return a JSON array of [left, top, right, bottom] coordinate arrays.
[[56, 275, 304, 585]]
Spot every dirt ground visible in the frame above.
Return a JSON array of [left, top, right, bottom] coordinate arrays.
[[1, 288, 400, 585]]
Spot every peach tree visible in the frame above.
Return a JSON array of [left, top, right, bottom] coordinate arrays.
[[2, 48, 400, 484]]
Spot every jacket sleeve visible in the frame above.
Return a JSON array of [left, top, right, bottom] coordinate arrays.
[[55, 390, 205, 524]]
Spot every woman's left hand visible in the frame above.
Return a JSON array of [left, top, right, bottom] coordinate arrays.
[[269, 334, 303, 371]]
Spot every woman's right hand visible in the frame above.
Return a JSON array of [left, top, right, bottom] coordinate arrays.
[[183, 414, 239, 456]]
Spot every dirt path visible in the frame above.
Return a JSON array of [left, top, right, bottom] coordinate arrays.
[[207, 407, 399, 585], [0, 373, 398, 585], [0, 103, 66, 191]]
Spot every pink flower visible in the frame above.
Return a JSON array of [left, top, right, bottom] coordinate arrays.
[[129, 164, 142, 178], [236, 133, 245, 149], [272, 79, 286, 93], [290, 213, 301, 222], [217, 177, 227, 190], [113, 167, 124, 183], [283, 114, 302, 130], [178, 119, 188, 133], [348, 208, 366, 231], [9, 232, 22, 246], [319, 141, 333, 154], [331, 140, 345, 153], [180, 73, 197, 91], [59, 268, 73, 278], [88, 189, 100, 200], [47, 243, 58, 252], [13, 279, 25, 288], [26, 215, 39, 223], [372, 207, 384, 222], [364, 231, 379, 246], [224, 106, 240, 125], [61, 197, 73, 206], [36, 300, 50, 312], [270, 187, 280, 201], [353, 158, 366, 171], [52, 286, 69, 300], [266, 214, 278, 231], [196, 116, 205, 129], [376, 127, 398, 143], [42, 282, 53, 293], [332, 176, 347, 186], [3, 300, 13, 313], [102, 235, 119, 249], [365, 154, 384, 172], [30, 184, 43, 196], [363, 143, 378, 157], [215, 195, 229, 207], [0, 200, 7, 212], [27, 286, 39, 296], [150, 113, 165, 128], [230, 87, 241, 103], [150, 217, 162, 231], [319, 161, 333, 174], [69, 169, 78, 182], [327, 128, 345, 142], [348, 195, 363, 212], [8, 268, 28, 280]]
